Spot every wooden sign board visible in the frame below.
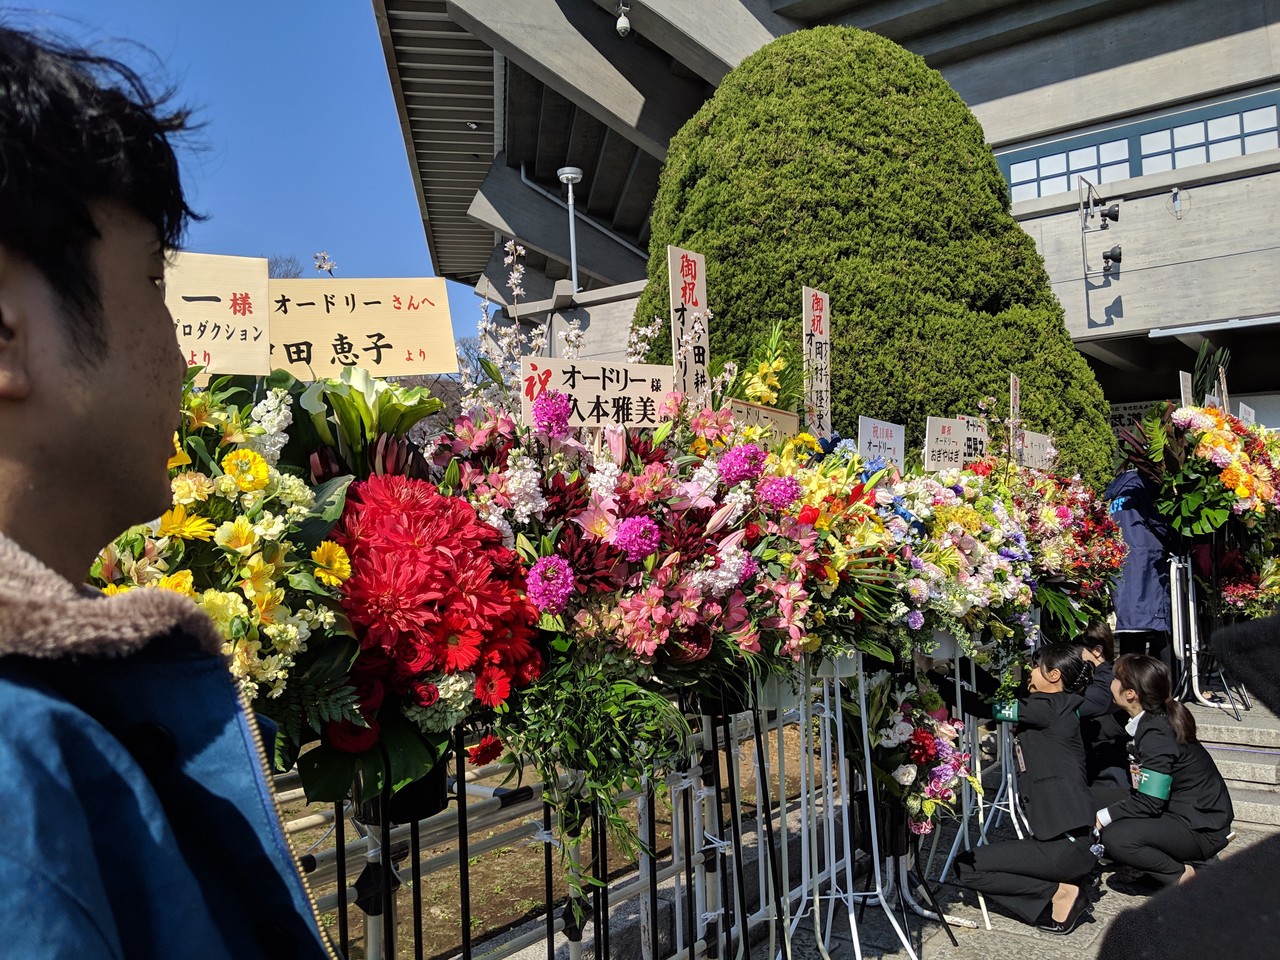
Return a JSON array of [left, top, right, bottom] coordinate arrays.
[[165, 252, 271, 375], [269, 278, 455, 380], [729, 399, 800, 447], [667, 245, 710, 405], [857, 415, 905, 468], [520, 358, 673, 429], [1018, 429, 1055, 470], [802, 286, 832, 436]]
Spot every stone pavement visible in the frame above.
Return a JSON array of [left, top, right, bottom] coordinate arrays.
[[785, 820, 1274, 960]]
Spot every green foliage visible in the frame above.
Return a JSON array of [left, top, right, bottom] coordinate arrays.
[[495, 642, 691, 901], [634, 26, 1115, 487], [1193, 341, 1230, 405]]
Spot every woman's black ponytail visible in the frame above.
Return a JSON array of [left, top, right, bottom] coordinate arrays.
[[1115, 654, 1198, 744], [1036, 641, 1093, 694]]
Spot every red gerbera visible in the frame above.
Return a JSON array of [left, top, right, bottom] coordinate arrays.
[[474, 665, 513, 709], [434, 612, 484, 672], [467, 733, 504, 766]]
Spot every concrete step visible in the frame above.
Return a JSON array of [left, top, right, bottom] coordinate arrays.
[[1198, 720, 1280, 750], [1207, 744, 1280, 787], [1230, 786, 1280, 828]]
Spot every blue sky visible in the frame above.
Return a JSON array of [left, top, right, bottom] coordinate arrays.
[[23, 0, 481, 341]]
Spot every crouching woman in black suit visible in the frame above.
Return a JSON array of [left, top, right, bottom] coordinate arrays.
[[953, 642, 1098, 934], [1096, 654, 1233, 891]]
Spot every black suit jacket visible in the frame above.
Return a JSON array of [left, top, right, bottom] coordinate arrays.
[[1102, 712, 1234, 832], [1005, 692, 1095, 840], [1078, 661, 1129, 788]]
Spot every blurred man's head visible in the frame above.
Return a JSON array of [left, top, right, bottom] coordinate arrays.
[[0, 25, 196, 578]]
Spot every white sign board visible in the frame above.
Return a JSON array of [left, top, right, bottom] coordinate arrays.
[[923, 417, 965, 471], [1239, 402, 1257, 426], [1018, 429, 1055, 470], [667, 245, 710, 406], [857, 415, 906, 468], [1204, 393, 1221, 410], [960, 415, 989, 462], [165, 252, 271, 375], [729, 399, 800, 447], [520, 358, 673, 428], [802, 286, 832, 436], [1179, 370, 1194, 408], [924, 415, 989, 471]]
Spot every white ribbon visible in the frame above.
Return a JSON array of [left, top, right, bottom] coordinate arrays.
[[526, 826, 562, 849]]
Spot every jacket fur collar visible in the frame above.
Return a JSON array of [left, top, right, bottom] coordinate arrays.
[[0, 532, 222, 660]]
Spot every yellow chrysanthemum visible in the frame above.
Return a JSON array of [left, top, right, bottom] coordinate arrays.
[[158, 503, 216, 541], [311, 541, 352, 587], [167, 434, 192, 470], [199, 589, 250, 634], [154, 570, 197, 598], [100, 583, 134, 596], [214, 515, 259, 555], [221, 449, 269, 492], [171, 470, 215, 505]]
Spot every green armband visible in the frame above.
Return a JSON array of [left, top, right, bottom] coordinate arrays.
[[1137, 768, 1173, 800], [993, 701, 1018, 723]]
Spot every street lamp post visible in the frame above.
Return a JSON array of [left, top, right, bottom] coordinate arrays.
[[557, 166, 584, 293]]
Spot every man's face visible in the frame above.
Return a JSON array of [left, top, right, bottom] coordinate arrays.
[[26, 202, 184, 538]]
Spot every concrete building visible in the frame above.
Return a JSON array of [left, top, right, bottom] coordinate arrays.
[[374, 0, 1280, 417]]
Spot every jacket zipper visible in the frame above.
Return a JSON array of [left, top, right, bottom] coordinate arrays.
[[233, 678, 345, 960]]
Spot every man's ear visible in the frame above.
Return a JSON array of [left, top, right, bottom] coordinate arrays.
[[0, 249, 32, 400]]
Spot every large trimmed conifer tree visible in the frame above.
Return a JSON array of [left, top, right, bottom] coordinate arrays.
[[634, 26, 1114, 484]]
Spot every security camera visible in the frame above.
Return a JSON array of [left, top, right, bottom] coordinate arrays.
[[616, 3, 630, 36]]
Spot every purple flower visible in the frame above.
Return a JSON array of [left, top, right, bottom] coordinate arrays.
[[739, 553, 759, 584], [910, 556, 925, 571], [526, 555, 576, 614], [755, 474, 801, 511], [717, 444, 767, 487], [906, 610, 925, 631], [613, 515, 661, 562], [532, 390, 572, 440]]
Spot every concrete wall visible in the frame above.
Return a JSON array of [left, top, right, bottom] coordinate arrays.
[[943, 0, 1280, 147], [1014, 153, 1280, 341]]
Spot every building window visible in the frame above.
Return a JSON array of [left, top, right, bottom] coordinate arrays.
[[1140, 105, 1279, 174], [999, 90, 1280, 201], [1008, 138, 1129, 201]]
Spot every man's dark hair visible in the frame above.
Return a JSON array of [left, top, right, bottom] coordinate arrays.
[[0, 25, 198, 362]]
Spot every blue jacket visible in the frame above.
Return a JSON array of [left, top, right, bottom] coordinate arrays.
[[0, 535, 334, 959], [1105, 469, 1171, 632]]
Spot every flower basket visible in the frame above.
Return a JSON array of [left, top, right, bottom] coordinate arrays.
[[929, 628, 963, 661], [355, 759, 450, 826], [851, 785, 909, 858], [694, 679, 753, 720], [815, 652, 860, 679], [756, 668, 803, 712]]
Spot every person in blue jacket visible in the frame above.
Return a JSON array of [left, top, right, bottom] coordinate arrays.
[[0, 25, 334, 959], [1104, 468, 1174, 671]]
